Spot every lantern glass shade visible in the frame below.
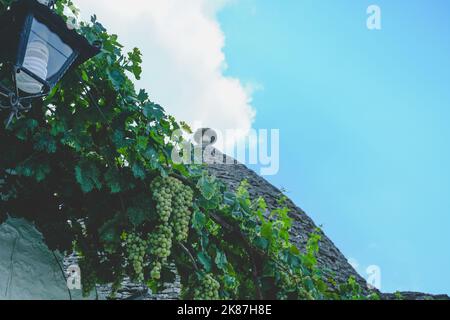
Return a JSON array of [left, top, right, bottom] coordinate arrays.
[[17, 18, 75, 93]]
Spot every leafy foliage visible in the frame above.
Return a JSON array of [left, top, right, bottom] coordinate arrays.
[[0, 0, 378, 300]]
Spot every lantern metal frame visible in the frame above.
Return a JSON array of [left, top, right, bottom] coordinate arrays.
[[0, 0, 100, 126]]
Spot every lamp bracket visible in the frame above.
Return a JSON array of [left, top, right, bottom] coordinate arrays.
[[0, 65, 35, 128], [0, 92, 32, 128]]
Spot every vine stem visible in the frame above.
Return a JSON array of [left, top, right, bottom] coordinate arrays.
[[208, 210, 309, 298], [178, 243, 200, 272], [208, 211, 264, 300]]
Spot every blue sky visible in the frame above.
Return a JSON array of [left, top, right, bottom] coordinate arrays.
[[218, 0, 450, 294]]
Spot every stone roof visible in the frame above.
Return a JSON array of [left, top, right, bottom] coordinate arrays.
[[205, 150, 369, 291]]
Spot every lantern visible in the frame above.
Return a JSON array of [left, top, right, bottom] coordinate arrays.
[[0, 0, 100, 126]]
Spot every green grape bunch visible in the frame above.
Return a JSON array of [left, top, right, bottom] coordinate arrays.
[[194, 274, 221, 300], [150, 261, 162, 280], [151, 176, 194, 242], [148, 176, 194, 280], [172, 185, 194, 242], [149, 224, 173, 261], [123, 232, 148, 283], [151, 177, 174, 223]]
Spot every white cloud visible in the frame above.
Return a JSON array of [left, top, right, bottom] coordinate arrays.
[[75, 0, 256, 142]]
